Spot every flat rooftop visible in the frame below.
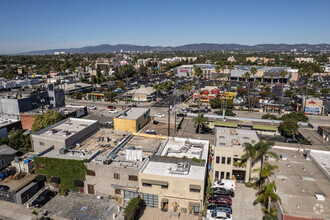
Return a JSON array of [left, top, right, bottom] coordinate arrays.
[[0, 174, 36, 193], [310, 150, 330, 179], [33, 118, 98, 139], [269, 148, 330, 219], [160, 137, 209, 161], [41, 129, 128, 160], [0, 118, 20, 127], [215, 127, 259, 147], [22, 105, 85, 115], [116, 108, 149, 120]]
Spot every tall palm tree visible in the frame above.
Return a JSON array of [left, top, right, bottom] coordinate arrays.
[[153, 83, 162, 100], [253, 163, 278, 187], [193, 113, 208, 134], [255, 140, 278, 171], [240, 142, 258, 182], [194, 66, 203, 111], [280, 69, 288, 114], [255, 181, 281, 210], [243, 72, 251, 111], [250, 67, 257, 111]]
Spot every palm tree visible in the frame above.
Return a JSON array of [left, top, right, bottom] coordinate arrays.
[[255, 181, 281, 210], [250, 67, 257, 111], [253, 163, 278, 187], [153, 83, 162, 100], [243, 72, 251, 111], [280, 69, 288, 114], [193, 113, 208, 134], [240, 142, 258, 182], [255, 140, 278, 171], [194, 66, 203, 111]]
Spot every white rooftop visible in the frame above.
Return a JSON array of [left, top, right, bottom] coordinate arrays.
[[141, 161, 205, 180], [160, 137, 209, 160], [310, 150, 330, 178], [116, 108, 150, 120], [215, 127, 259, 147]]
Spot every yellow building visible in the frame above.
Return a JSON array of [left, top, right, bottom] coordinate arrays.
[[114, 108, 150, 132]]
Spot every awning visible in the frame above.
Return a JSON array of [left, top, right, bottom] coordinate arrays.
[[36, 175, 46, 182], [141, 179, 168, 186], [111, 184, 139, 192], [74, 180, 84, 187], [189, 184, 201, 190], [189, 202, 200, 207], [50, 176, 60, 183], [162, 198, 168, 203]]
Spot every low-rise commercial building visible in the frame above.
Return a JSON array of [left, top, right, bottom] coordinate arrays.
[[127, 86, 156, 102], [317, 126, 330, 143], [193, 86, 234, 103], [212, 128, 260, 183], [114, 108, 150, 132], [139, 137, 209, 214], [31, 118, 98, 153]]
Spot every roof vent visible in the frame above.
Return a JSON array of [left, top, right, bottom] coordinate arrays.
[[280, 154, 288, 160], [229, 129, 237, 135], [231, 139, 239, 145]]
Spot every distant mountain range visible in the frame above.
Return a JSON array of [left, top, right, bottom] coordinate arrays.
[[19, 43, 330, 55]]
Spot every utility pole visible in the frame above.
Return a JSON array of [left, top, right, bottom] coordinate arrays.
[[167, 104, 171, 136]]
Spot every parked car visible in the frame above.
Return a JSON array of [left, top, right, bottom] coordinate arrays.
[[87, 105, 97, 110], [208, 211, 232, 220], [213, 187, 235, 197], [155, 113, 165, 118], [109, 109, 118, 114], [208, 195, 232, 205], [207, 204, 232, 214], [31, 190, 56, 208], [150, 130, 156, 135], [176, 113, 186, 117], [107, 105, 116, 109], [128, 104, 137, 108], [213, 179, 236, 191], [105, 121, 113, 125]]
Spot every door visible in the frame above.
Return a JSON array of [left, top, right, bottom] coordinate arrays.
[[87, 184, 95, 194], [78, 187, 84, 193], [232, 170, 246, 183]]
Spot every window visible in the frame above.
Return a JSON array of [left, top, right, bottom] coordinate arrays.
[[221, 157, 226, 164], [115, 189, 121, 195], [0, 159, 4, 167], [190, 188, 201, 193], [216, 156, 220, 164], [161, 185, 168, 189], [87, 170, 95, 176], [227, 157, 231, 165], [142, 183, 152, 187], [221, 172, 225, 179], [215, 171, 219, 180], [114, 173, 120, 180], [129, 175, 138, 181], [39, 142, 44, 146], [226, 172, 230, 179]]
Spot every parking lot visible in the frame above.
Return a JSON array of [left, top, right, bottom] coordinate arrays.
[[41, 192, 118, 220], [231, 183, 263, 220]]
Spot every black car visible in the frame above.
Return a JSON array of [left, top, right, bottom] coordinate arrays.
[[32, 190, 56, 207], [128, 104, 137, 108], [213, 187, 235, 197], [176, 113, 186, 117]]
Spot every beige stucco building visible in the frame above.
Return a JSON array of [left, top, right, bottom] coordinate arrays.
[[139, 137, 209, 215], [212, 128, 261, 183]]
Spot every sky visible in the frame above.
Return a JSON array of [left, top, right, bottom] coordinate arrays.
[[0, 0, 330, 54]]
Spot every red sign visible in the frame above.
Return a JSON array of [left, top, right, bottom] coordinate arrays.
[[180, 69, 189, 72]]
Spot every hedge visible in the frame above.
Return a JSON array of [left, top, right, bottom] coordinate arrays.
[[34, 157, 87, 190], [124, 196, 144, 220]]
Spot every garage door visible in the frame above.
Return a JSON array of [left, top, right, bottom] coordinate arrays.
[[143, 193, 158, 208]]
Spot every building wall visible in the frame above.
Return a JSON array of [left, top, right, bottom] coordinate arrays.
[[48, 90, 65, 108], [139, 172, 205, 211], [0, 154, 16, 170], [0, 98, 32, 118], [114, 118, 137, 132], [85, 163, 140, 197], [212, 145, 261, 183], [132, 94, 147, 102]]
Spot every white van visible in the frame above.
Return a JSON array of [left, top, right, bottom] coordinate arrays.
[[213, 179, 236, 191]]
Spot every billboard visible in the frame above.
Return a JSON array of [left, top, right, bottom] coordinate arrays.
[[305, 107, 320, 115]]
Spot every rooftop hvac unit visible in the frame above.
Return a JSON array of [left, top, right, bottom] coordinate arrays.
[[231, 139, 239, 145], [76, 143, 80, 148], [59, 148, 68, 154], [230, 129, 237, 135]]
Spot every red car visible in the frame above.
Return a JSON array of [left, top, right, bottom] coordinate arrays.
[[107, 105, 116, 109], [208, 195, 232, 205]]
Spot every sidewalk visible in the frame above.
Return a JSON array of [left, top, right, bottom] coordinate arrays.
[[0, 200, 34, 220]]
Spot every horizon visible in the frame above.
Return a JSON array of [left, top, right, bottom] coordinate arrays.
[[1, 0, 330, 54]]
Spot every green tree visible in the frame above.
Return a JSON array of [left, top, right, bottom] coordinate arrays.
[[255, 181, 281, 210], [0, 128, 31, 153], [124, 196, 145, 220], [279, 112, 308, 122], [253, 163, 278, 187], [153, 83, 162, 100], [71, 91, 83, 99], [104, 91, 117, 102], [193, 113, 208, 134], [3, 68, 14, 79], [279, 118, 298, 138], [32, 110, 64, 133], [262, 114, 278, 120], [194, 66, 203, 111]]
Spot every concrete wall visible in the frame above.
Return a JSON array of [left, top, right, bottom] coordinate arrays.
[[138, 172, 205, 211], [85, 163, 140, 197], [0, 98, 32, 117], [15, 182, 43, 205]]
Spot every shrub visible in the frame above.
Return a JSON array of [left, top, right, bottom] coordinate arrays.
[[192, 157, 200, 163], [262, 114, 278, 120], [124, 196, 144, 220]]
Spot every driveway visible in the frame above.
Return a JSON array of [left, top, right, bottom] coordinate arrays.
[[232, 183, 264, 220]]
